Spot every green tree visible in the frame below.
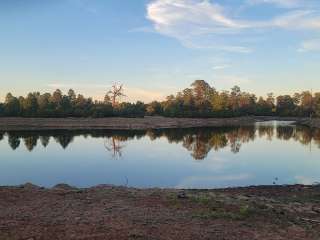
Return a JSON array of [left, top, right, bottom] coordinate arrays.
[[52, 89, 63, 104], [38, 93, 52, 117], [314, 93, 320, 117], [276, 95, 296, 116], [23, 93, 39, 117], [0, 103, 4, 117], [68, 89, 76, 103], [191, 80, 215, 103], [146, 101, 162, 116], [300, 91, 313, 117], [4, 93, 20, 116], [256, 97, 273, 115]]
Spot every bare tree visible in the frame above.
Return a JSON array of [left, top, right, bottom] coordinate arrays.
[[106, 83, 126, 107]]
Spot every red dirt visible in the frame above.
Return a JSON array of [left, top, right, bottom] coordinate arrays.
[[0, 184, 320, 240]]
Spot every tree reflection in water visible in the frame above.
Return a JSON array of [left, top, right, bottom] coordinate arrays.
[[104, 136, 126, 159], [40, 136, 50, 148], [54, 134, 74, 149], [1, 124, 320, 160], [24, 136, 39, 152], [8, 133, 21, 150]]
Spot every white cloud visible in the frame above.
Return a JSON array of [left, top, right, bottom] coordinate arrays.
[[182, 40, 253, 53], [270, 10, 320, 30], [298, 39, 320, 52], [146, 0, 320, 52], [146, 0, 250, 52], [147, 0, 243, 28]]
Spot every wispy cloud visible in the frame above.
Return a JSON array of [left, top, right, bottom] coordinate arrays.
[[270, 10, 320, 30], [146, 0, 251, 52], [298, 39, 320, 52], [146, 0, 320, 52]]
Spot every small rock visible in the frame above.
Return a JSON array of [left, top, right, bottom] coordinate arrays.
[[177, 192, 188, 199]]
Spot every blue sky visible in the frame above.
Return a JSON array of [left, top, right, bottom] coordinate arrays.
[[0, 0, 319, 102]]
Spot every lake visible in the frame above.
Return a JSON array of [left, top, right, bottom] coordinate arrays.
[[0, 121, 319, 189]]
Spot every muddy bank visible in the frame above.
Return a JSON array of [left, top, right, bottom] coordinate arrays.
[[0, 116, 256, 131], [0, 184, 320, 240], [0, 116, 318, 131]]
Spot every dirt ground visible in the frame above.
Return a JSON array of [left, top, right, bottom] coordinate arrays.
[[0, 116, 257, 131], [1, 183, 320, 240], [0, 116, 316, 131]]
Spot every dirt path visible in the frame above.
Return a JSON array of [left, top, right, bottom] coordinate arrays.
[[1, 184, 320, 240]]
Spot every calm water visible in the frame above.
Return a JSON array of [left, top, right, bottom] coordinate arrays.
[[0, 121, 320, 188]]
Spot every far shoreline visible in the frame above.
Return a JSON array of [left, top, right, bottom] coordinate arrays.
[[0, 116, 318, 131]]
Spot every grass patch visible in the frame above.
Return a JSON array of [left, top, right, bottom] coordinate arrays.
[[192, 205, 255, 221], [190, 195, 212, 205]]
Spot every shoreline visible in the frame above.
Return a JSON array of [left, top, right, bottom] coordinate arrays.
[[0, 116, 317, 131], [1, 183, 320, 239]]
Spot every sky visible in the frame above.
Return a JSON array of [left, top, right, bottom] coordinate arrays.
[[0, 0, 319, 102]]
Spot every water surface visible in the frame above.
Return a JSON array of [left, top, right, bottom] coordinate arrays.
[[0, 121, 319, 188]]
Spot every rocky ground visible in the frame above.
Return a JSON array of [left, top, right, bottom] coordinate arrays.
[[1, 184, 320, 240]]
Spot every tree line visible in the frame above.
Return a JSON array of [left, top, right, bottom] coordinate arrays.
[[146, 80, 320, 118], [0, 85, 145, 118], [0, 80, 320, 118]]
